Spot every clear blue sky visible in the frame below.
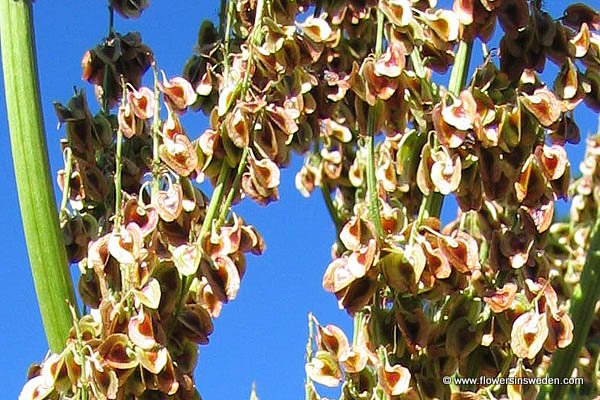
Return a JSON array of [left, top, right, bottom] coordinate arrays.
[[0, 1, 595, 399]]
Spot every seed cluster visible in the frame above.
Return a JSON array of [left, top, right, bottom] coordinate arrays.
[[18, 0, 600, 399]]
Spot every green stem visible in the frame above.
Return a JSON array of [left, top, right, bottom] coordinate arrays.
[[107, 3, 114, 34], [215, 0, 266, 228], [151, 64, 161, 195], [216, 146, 249, 228], [241, 0, 265, 92], [60, 147, 73, 220], [305, 313, 316, 400], [542, 163, 600, 398], [101, 5, 114, 114], [223, 0, 235, 79], [352, 311, 364, 347], [320, 182, 342, 232], [114, 126, 124, 227], [199, 161, 232, 245], [365, 132, 383, 237], [415, 40, 472, 224], [448, 40, 472, 96], [0, 0, 77, 352], [410, 50, 426, 80], [174, 161, 232, 321], [365, 9, 385, 238], [218, 0, 227, 38]]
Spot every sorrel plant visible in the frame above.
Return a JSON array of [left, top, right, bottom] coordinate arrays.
[[2, 0, 600, 399]]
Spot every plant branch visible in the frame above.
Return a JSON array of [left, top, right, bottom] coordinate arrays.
[[217, 145, 249, 227], [0, 0, 77, 352], [415, 40, 472, 224], [151, 64, 161, 194], [448, 40, 472, 96], [60, 147, 73, 221], [320, 182, 343, 232], [365, 9, 385, 238]]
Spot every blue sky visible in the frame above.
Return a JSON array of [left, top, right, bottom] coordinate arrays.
[[0, 1, 596, 399]]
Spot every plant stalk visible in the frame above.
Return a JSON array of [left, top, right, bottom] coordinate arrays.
[[151, 64, 162, 195], [114, 127, 124, 227], [365, 9, 385, 238], [0, 0, 77, 352], [217, 146, 249, 227], [59, 147, 73, 220]]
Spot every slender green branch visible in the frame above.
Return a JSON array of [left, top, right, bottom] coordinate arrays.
[[314, 136, 343, 232], [217, 146, 249, 227], [414, 40, 473, 224], [320, 182, 342, 232], [215, 0, 266, 229], [151, 64, 161, 194], [410, 50, 426, 80], [173, 161, 231, 325], [374, 8, 384, 58], [448, 40, 472, 96], [218, 0, 227, 38], [60, 147, 73, 221], [114, 130, 124, 227], [101, 5, 115, 113], [199, 161, 232, 247], [223, 0, 235, 79], [352, 311, 364, 347], [305, 313, 316, 400], [114, 84, 126, 227], [364, 9, 385, 238], [241, 0, 265, 92], [0, 0, 77, 352], [107, 3, 114, 34], [365, 133, 383, 237]]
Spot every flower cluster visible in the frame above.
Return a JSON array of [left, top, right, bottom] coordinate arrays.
[[295, 1, 600, 399], [20, 4, 270, 399]]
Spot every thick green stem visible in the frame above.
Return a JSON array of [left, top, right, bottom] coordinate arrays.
[[0, 0, 77, 352], [542, 179, 600, 397]]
